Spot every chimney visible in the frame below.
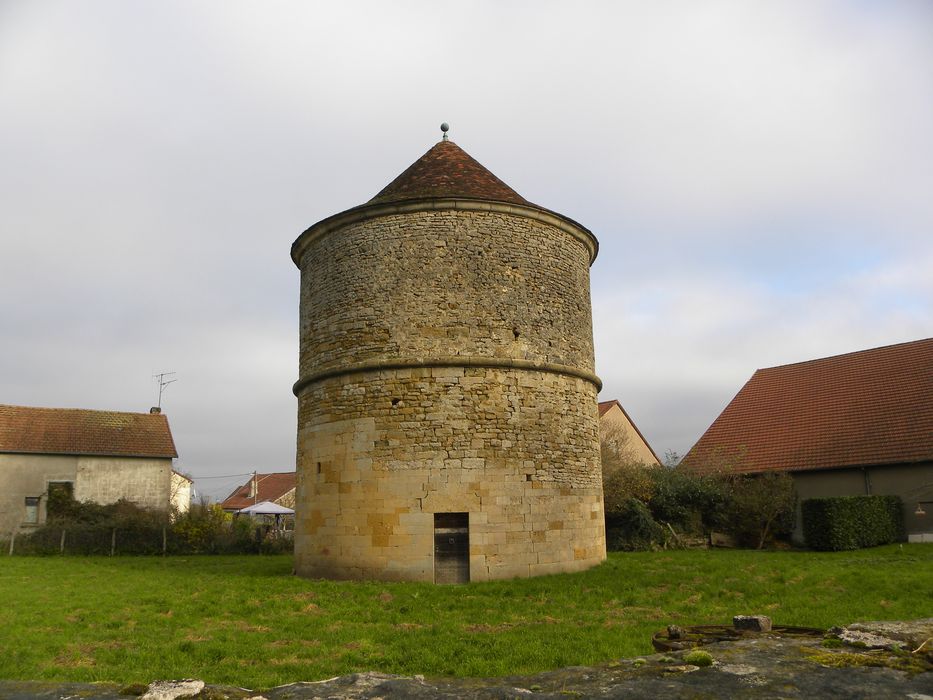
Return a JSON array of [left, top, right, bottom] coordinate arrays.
[[150, 407, 161, 414]]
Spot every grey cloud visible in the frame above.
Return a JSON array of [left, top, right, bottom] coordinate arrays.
[[1, 1, 931, 494]]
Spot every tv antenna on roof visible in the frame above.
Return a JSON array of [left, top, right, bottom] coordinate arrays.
[[153, 371, 177, 410]]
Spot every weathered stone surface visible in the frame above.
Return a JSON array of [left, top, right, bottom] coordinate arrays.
[[140, 679, 205, 700], [295, 210, 597, 378], [846, 619, 933, 650], [4, 622, 932, 699], [733, 615, 773, 632], [292, 197, 606, 582], [0, 452, 173, 536], [835, 628, 906, 650]]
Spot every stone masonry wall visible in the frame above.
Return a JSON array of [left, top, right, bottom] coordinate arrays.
[[297, 210, 595, 380], [0, 453, 76, 535], [295, 367, 604, 581], [0, 453, 172, 535], [294, 205, 604, 581], [74, 457, 172, 511]]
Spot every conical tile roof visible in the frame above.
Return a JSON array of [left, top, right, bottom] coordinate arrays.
[[369, 140, 528, 206]]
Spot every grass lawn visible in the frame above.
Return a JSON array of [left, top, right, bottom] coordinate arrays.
[[1, 545, 931, 689]]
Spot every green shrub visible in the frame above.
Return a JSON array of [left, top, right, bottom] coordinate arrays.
[[12, 499, 171, 555], [46, 482, 78, 520], [801, 495, 904, 551], [649, 467, 730, 533], [11, 499, 293, 556], [723, 472, 796, 549], [605, 498, 665, 551], [171, 503, 235, 553]]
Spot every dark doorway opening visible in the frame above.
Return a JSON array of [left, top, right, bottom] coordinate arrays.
[[434, 512, 469, 584]]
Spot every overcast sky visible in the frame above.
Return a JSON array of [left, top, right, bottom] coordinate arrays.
[[2, 1, 931, 500]]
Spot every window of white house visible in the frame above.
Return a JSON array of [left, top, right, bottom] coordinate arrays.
[[24, 497, 39, 524]]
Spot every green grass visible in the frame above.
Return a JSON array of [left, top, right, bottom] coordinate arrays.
[[1, 545, 931, 688]]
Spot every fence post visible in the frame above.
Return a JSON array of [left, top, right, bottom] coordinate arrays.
[[8, 530, 14, 556], [60, 529, 66, 555], [111, 528, 116, 557], [162, 526, 167, 556]]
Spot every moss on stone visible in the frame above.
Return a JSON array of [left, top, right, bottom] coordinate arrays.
[[821, 637, 844, 648], [683, 650, 714, 667], [804, 648, 930, 674]]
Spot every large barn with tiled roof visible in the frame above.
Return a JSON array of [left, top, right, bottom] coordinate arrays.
[[0, 404, 179, 534], [682, 338, 933, 542]]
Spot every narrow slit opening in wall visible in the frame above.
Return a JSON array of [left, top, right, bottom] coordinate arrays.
[[434, 512, 469, 584], [316, 462, 322, 475]]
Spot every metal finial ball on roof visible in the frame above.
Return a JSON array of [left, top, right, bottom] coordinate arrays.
[[440, 122, 449, 141]]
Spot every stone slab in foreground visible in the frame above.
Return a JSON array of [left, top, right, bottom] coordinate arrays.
[[1, 620, 931, 700]]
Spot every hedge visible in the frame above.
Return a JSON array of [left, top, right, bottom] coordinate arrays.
[[801, 495, 904, 551], [4, 499, 294, 556], [7, 520, 294, 556]]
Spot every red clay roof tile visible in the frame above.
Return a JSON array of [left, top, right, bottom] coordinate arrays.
[[220, 472, 296, 511], [682, 338, 933, 474], [0, 404, 178, 458], [368, 140, 529, 206]]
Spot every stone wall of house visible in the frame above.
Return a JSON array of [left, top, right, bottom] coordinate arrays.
[[0, 453, 172, 535], [171, 472, 193, 515], [293, 204, 605, 582], [274, 488, 296, 510], [0, 453, 76, 535], [600, 405, 660, 467], [74, 457, 171, 511]]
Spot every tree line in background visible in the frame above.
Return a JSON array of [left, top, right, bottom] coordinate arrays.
[[601, 425, 796, 551]]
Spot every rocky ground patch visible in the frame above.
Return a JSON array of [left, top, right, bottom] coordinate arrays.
[[2, 620, 930, 700]]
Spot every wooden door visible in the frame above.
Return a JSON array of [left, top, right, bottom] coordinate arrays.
[[434, 512, 469, 584]]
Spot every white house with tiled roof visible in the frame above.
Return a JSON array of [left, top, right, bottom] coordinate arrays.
[[0, 404, 178, 534]]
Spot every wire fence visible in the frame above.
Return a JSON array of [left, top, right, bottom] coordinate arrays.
[[5, 523, 293, 556]]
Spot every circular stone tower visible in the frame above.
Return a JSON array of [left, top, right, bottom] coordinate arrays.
[[291, 132, 605, 582]]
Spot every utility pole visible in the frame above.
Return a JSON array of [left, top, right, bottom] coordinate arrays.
[[153, 371, 177, 410], [253, 470, 258, 505]]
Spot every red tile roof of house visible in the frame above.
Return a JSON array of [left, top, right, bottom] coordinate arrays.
[[682, 338, 933, 475], [368, 140, 529, 206], [598, 399, 662, 465], [0, 404, 178, 458], [220, 472, 296, 511]]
